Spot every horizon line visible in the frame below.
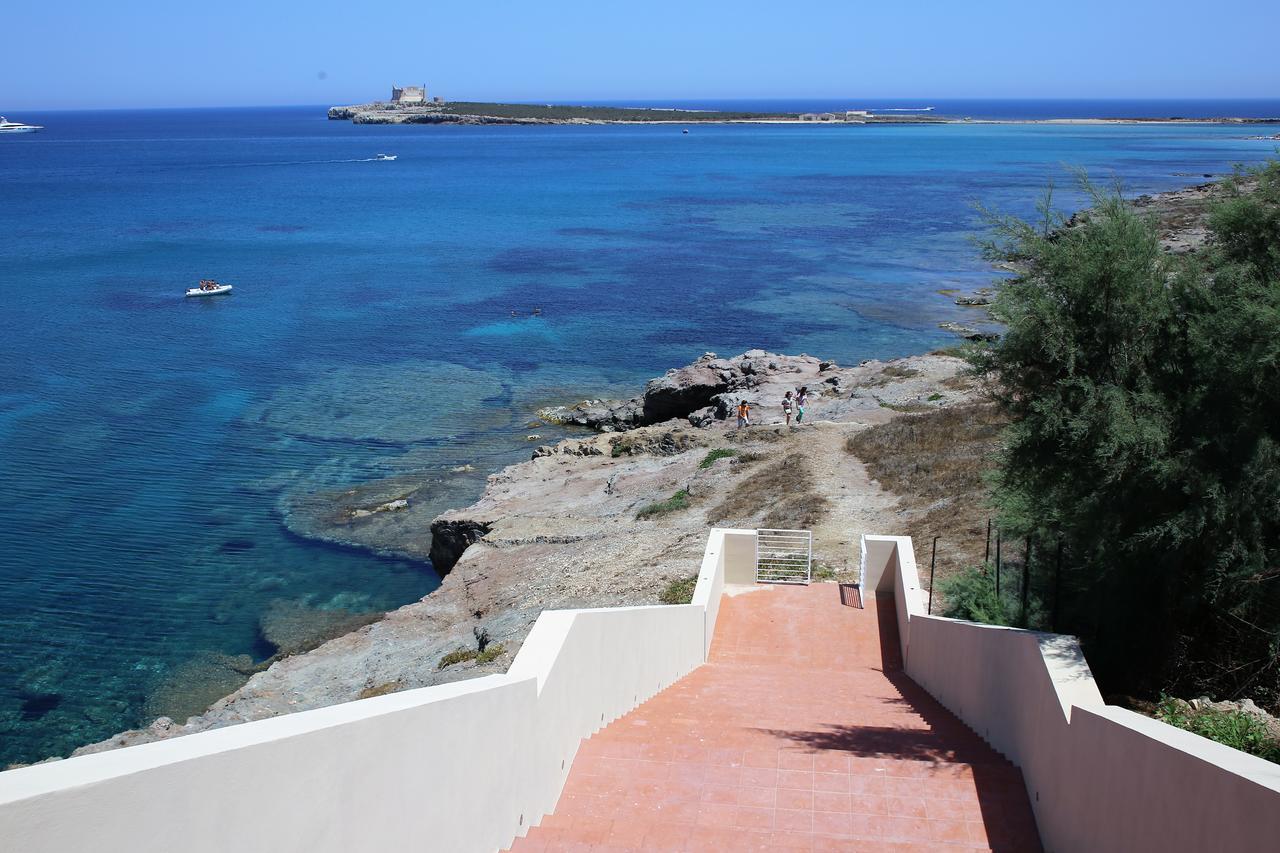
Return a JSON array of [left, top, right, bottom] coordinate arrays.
[[10, 95, 1280, 114]]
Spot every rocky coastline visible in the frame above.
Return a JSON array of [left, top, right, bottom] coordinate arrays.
[[65, 171, 1250, 760], [73, 349, 979, 756]]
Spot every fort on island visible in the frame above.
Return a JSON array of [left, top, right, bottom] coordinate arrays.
[[389, 85, 443, 105]]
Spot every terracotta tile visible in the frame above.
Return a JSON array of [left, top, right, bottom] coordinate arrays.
[[883, 797, 928, 819], [879, 817, 933, 844], [703, 765, 743, 787], [779, 751, 815, 771], [778, 770, 814, 790], [775, 808, 815, 833], [739, 767, 778, 788], [813, 752, 851, 774], [813, 791, 851, 813], [743, 749, 779, 768], [701, 784, 738, 805], [811, 810, 854, 838], [928, 818, 971, 845], [696, 803, 739, 829], [736, 806, 775, 831], [769, 830, 817, 850], [640, 822, 690, 851], [814, 772, 851, 793], [776, 787, 815, 810], [738, 786, 777, 808], [849, 795, 889, 817]]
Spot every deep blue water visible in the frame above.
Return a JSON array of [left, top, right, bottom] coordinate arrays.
[[0, 104, 1275, 765]]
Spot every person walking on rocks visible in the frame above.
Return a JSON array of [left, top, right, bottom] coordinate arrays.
[[795, 386, 809, 423], [782, 391, 794, 426], [736, 399, 751, 428]]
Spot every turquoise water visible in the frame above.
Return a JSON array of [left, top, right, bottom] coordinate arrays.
[[1, 106, 1275, 764]]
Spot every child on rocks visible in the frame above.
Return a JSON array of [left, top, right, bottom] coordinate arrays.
[[736, 399, 751, 428], [782, 391, 794, 426]]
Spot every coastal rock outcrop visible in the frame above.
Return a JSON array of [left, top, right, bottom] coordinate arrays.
[[74, 350, 974, 758], [538, 351, 836, 432], [428, 519, 493, 575]]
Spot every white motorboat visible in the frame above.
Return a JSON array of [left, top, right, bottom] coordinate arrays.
[[374, 153, 397, 161], [186, 280, 233, 297], [0, 117, 42, 134]]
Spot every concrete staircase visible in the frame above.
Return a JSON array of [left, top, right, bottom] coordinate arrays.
[[506, 585, 1041, 851]]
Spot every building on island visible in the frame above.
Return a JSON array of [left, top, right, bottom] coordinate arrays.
[[845, 109, 870, 122], [800, 113, 840, 122], [391, 85, 427, 105]]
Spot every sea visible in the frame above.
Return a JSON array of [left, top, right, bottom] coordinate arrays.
[[1, 99, 1277, 766]]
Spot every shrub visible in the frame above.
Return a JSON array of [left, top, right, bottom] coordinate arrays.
[[660, 575, 699, 604], [1155, 697, 1280, 763], [972, 160, 1280, 705], [436, 647, 477, 670], [476, 643, 505, 665], [699, 448, 738, 468], [637, 489, 691, 519], [936, 564, 1012, 626]]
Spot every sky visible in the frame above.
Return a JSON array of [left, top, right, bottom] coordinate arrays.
[[3, 0, 1278, 110]]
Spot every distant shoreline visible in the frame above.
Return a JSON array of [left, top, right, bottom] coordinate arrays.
[[328, 100, 1280, 127]]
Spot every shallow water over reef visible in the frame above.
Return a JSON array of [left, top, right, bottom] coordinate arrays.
[[0, 106, 1274, 764]]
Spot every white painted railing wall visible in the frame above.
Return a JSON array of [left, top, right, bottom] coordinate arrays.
[[862, 534, 1280, 853], [0, 529, 759, 853]]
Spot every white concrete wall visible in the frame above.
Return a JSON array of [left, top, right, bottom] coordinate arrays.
[[863, 534, 1280, 853], [721, 528, 757, 585], [0, 531, 741, 853]]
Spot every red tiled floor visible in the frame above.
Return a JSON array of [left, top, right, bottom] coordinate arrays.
[[508, 585, 1042, 852]]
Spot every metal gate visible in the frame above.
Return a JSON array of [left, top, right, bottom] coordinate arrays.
[[756, 529, 812, 584]]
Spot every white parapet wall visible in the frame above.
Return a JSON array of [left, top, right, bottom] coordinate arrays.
[[0, 529, 759, 853], [862, 534, 1280, 853]]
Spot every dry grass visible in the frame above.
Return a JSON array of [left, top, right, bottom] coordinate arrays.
[[845, 403, 1006, 575], [707, 452, 831, 530], [358, 681, 403, 700], [866, 365, 921, 387]]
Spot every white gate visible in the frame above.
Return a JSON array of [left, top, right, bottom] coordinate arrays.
[[756, 529, 812, 584]]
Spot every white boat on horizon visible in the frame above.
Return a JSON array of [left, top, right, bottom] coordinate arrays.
[[0, 117, 42, 134], [375, 153, 397, 161]]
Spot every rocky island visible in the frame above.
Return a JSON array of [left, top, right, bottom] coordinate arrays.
[[326, 100, 948, 125], [327, 92, 1280, 127]]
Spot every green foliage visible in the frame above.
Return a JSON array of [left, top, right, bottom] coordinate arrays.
[[699, 448, 738, 468], [436, 647, 477, 670], [437, 102, 793, 122], [927, 393, 944, 402], [475, 643, 505, 665], [637, 489, 691, 519], [937, 565, 1012, 626], [972, 160, 1280, 704], [812, 563, 838, 581], [1155, 697, 1280, 763], [659, 575, 699, 604]]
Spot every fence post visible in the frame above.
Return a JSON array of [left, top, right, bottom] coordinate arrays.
[[1020, 537, 1032, 628], [994, 533, 1002, 600], [1053, 538, 1063, 632], [984, 519, 991, 564], [928, 536, 938, 615]]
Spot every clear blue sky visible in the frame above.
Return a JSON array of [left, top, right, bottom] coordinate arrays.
[[4, 0, 1278, 110]]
